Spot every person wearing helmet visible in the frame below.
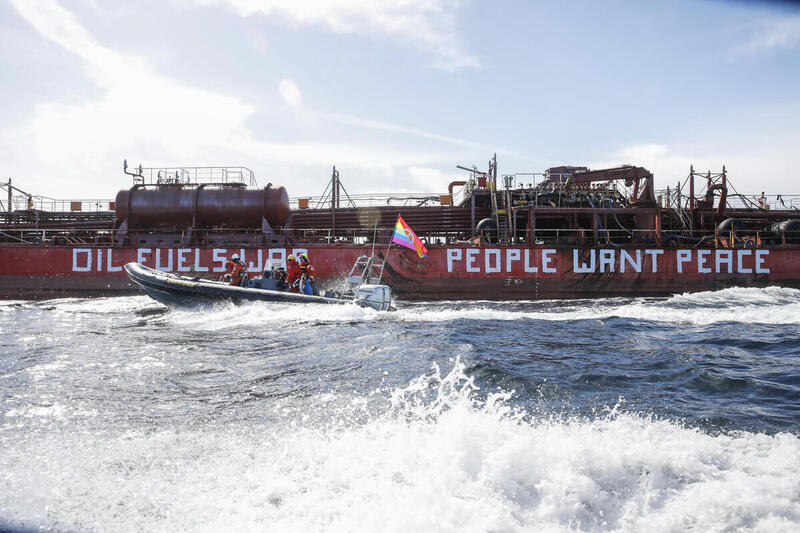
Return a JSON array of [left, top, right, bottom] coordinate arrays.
[[298, 252, 318, 295], [224, 253, 246, 286], [286, 254, 301, 292]]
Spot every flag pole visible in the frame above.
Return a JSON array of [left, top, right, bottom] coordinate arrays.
[[370, 218, 378, 258], [379, 215, 399, 282], [378, 241, 391, 282]]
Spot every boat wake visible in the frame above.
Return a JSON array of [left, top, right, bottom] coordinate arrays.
[[149, 286, 800, 328], [2, 286, 797, 333], [394, 286, 800, 325]]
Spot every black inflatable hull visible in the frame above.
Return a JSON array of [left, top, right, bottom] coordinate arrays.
[[124, 262, 347, 308]]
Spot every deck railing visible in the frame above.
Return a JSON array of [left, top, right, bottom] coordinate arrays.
[[1, 226, 794, 248], [656, 189, 800, 212], [289, 192, 446, 210], [5, 194, 114, 213], [126, 166, 258, 187], [7, 189, 798, 215]]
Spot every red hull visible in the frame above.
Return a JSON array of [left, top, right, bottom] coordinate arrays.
[[1, 245, 797, 299]]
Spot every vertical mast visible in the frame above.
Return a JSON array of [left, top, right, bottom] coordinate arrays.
[[689, 165, 694, 233], [331, 166, 338, 239]]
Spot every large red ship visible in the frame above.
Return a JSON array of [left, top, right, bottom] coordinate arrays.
[[1, 155, 798, 299]]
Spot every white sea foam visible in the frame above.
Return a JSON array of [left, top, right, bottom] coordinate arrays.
[[1, 360, 798, 532], [165, 300, 383, 330], [157, 286, 800, 328], [401, 286, 800, 325], [47, 295, 157, 314], [6, 286, 798, 328], [4, 403, 68, 419]]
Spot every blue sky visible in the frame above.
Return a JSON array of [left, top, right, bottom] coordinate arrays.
[[2, 0, 799, 199]]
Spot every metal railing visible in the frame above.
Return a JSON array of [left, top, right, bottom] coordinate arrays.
[[6, 194, 114, 213], [126, 166, 258, 187], [290, 192, 447, 210], [725, 194, 800, 211], [657, 188, 800, 212], [3, 225, 796, 249]]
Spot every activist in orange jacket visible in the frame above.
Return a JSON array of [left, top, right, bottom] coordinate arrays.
[[286, 254, 301, 292], [298, 253, 318, 295], [224, 254, 246, 286]]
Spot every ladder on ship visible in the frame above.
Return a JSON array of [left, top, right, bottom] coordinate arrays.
[[489, 187, 509, 243], [670, 190, 692, 233], [672, 206, 691, 232], [486, 153, 512, 243]]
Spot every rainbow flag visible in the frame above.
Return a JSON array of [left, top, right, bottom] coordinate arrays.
[[392, 215, 428, 258]]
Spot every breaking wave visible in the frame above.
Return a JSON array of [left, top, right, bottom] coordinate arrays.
[[2, 359, 799, 532]]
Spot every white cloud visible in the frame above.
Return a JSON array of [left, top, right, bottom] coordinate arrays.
[[187, 0, 480, 70], [407, 166, 460, 190], [3, 0, 475, 197], [7, 0, 254, 181], [321, 111, 502, 155], [617, 143, 669, 162], [278, 78, 303, 107], [589, 142, 800, 196], [734, 15, 800, 56]]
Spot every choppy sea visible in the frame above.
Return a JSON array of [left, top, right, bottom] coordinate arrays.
[[1, 286, 799, 532]]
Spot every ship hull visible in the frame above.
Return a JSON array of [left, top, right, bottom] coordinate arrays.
[[1, 245, 798, 300]]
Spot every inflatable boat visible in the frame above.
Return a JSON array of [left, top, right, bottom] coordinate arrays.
[[124, 255, 395, 311]]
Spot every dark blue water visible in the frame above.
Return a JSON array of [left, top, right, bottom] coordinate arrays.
[[1, 287, 799, 531]]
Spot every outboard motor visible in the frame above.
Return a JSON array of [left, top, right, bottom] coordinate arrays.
[[354, 285, 393, 311]]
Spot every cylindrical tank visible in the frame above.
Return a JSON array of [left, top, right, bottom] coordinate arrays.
[[768, 219, 800, 244], [776, 219, 800, 233], [115, 185, 290, 228], [716, 218, 745, 233]]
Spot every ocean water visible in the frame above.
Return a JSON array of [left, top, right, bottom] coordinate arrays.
[[1, 287, 799, 532]]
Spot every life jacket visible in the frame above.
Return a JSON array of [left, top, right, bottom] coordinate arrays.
[[225, 260, 245, 285], [286, 260, 301, 291], [299, 261, 316, 295], [299, 261, 315, 279]]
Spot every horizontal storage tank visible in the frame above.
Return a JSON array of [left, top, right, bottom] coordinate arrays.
[[115, 185, 290, 228]]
